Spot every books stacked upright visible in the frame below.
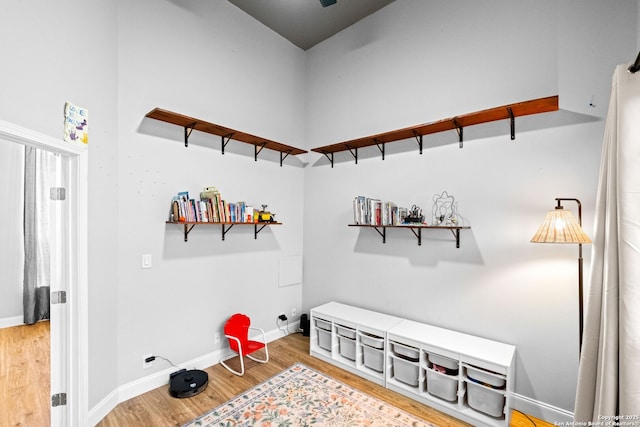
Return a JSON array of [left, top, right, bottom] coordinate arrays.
[[170, 187, 255, 223], [353, 196, 408, 226]]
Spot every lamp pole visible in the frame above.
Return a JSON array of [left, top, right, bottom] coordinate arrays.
[[556, 198, 584, 352]]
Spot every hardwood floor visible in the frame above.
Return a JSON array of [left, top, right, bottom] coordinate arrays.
[[0, 321, 50, 427], [99, 333, 552, 427], [0, 325, 553, 427]]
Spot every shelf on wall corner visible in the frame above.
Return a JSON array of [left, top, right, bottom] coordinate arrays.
[[311, 95, 559, 166], [145, 108, 307, 166]]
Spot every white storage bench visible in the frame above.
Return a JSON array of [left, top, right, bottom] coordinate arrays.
[[387, 319, 515, 427], [310, 302, 515, 427], [310, 302, 403, 386]]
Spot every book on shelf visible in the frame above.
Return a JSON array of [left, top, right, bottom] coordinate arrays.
[[353, 196, 410, 226], [199, 200, 209, 222], [170, 187, 259, 224], [194, 199, 201, 222], [218, 197, 225, 222], [187, 199, 196, 222], [222, 200, 233, 222]]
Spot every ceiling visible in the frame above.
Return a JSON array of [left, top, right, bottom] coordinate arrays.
[[227, 0, 396, 50]]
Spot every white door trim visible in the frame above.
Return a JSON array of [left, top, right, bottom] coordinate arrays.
[[0, 119, 89, 427]]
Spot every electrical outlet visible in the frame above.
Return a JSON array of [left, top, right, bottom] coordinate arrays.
[[214, 332, 221, 344], [291, 308, 297, 318], [143, 353, 154, 369]]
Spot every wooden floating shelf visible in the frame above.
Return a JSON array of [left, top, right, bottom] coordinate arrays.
[[349, 224, 471, 248], [312, 95, 559, 166], [146, 108, 307, 166], [167, 221, 281, 241]]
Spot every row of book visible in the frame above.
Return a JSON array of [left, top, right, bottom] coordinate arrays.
[[170, 188, 256, 223], [353, 196, 412, 226]]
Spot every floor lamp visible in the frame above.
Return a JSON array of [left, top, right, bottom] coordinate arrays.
[[530, 198, 592, 352]]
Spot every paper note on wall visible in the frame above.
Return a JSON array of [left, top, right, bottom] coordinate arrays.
[[279, 255, 302, 287], [63, 102, 88, 144]]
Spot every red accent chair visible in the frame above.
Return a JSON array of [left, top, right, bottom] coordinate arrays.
[[219, 313, 269, 376]]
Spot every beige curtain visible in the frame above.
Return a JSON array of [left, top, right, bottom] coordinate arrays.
[[574, 63, 640, 420]]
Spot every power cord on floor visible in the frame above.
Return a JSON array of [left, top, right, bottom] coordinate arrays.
[[513, 409, 538, 427]]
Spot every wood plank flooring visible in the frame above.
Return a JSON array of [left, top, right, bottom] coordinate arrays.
[[0, 321, 50, 427], [0, 324, 553, 427], [99, 333, 552, 427]]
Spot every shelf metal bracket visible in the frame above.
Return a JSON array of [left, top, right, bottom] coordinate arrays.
[[409, 227, 423, 246], [448, 228, 461, 248], [507, 107, 515, 140], [183, 224, 195, 242], [322, 152, 334, 168], [221, 224, 234, 241], [280, 150, 292, 167], [413, 131, 423, 155], [452, 119, 463, 148], [374, 139, 385, 160], [345, 144, 358, 164], [184, 122, 197, 147], [254, 223, 268, 239], [221, 133, 234, 155], [373, 226, 386, 243], [255, 143, 267, 162]]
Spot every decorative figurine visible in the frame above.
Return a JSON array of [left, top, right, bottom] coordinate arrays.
[[432, 191, 459, 226], [257, 204, 276, 223]]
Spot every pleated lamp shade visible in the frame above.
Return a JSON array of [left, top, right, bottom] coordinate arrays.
[[531, 208, 592, 244]]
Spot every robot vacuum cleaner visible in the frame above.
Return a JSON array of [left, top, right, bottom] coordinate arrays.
[[168, 369, 208, 398]]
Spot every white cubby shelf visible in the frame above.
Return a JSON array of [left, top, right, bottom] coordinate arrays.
[[310, 302, 516, 427]]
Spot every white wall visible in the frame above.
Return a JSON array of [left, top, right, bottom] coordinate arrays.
[[115, 0, 306, 387], [0, 0, 119, 409], [304, 0, 559, 147], [302, 0, 637, 417], [2, 0, 638, 422], [558, 0, 638, 116]]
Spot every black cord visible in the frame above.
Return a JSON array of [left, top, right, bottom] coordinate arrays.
[[513, 409, 538, 427], [154, 355, 179, 369]]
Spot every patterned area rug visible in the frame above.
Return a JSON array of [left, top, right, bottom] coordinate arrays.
[[184, 363, 437, 426]]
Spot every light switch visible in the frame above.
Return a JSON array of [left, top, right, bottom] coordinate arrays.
[[141, 254, 152, 269]]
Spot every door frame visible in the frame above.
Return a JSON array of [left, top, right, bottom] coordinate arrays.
[[0, 119, 88, 427]]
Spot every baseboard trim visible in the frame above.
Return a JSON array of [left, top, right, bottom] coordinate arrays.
[[88, 322, 300, 426], [512, 392, 574, 424], [88, 388, 119, 427], [0, 316, 24, 329]]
